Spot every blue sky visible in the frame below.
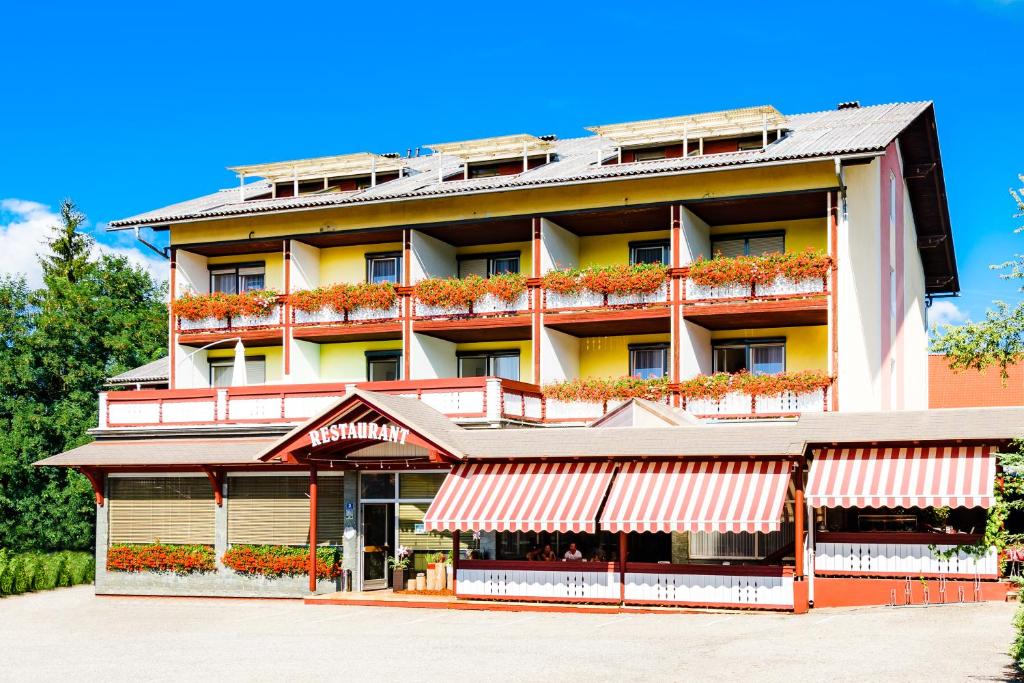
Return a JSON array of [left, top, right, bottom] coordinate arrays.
[[1, 0, 1022, 324]]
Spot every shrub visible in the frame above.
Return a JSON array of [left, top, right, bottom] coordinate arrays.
[[688, 248, 832, 288], [0, 549, 95, 597], [542, 376, 672, 403], [543, 263, 668, 296], [290, 282, 397, 314], [107, 543, 216, 575], [221, 545, 341, 580], [172, 289, 279, 321]]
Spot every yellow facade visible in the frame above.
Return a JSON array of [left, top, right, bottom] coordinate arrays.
[[207, 252, 285, 291], [579, 334, 671, 378], [206, 346, 284, 382], [455, 340, 533, 383], [710, 326, 827, 371], [320, 341, 403, 382], [170, 161, 837, 246], [579, 230, 669, 268], [319, 242, 403, 285], [709, 218, 827, 253]]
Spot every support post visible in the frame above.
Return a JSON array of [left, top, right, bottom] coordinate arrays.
[[452, 530, 460, 595], [793, 459, 809, 613], [81, 468, 105, 507], [618, 532, 628, 604], [201, 467, 223, 507], [309, 466, 318, 593]]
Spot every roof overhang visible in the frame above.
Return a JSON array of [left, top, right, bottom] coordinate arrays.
[[427, 134, 552, 164], [228, 152, 405, 183], [587, 105, 787, 147]]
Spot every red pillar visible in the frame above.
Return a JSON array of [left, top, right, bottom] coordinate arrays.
[[793, 460, 809, 613], [452, 530, 460, 595], [618, 532, 628, 604], [308, 466, 318, 593]]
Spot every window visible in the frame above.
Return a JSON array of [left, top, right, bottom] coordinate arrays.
[[209, 356, 266, 387], [227, 476, 343, 546], [630, 240, 670, 265], [108, 477, 215, 545], [366, 351, 401, 382], [712, 340, 785, 375], [711, 232, 785, 258], [457, 253, 521, 278], [629, 344, 669, 379], [366, 253, 402, 285], [457, 350, 520, 381], [210, 263, 266, 294]]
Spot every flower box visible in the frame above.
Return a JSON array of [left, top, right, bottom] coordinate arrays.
[[106, 543, 216, 575]]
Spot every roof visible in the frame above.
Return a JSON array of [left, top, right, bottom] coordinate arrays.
[[108, 101, 957, 293], [33, 436, 278, 467], [105, 357, 169, 386], [227, 152, 405, 183], [586, 105, 786, 147], [590, 398, 702, 427], [426, 134, 553, 163]]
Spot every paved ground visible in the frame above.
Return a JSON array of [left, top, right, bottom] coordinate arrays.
[[1, 586, 1019, 682]]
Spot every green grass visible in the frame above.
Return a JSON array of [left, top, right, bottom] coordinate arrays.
[[0, 549, 95, 597]]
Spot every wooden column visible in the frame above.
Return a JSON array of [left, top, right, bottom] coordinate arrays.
[[452, 530, 460, 595], [618, 532, 628, 603], [794, 461, 805, 578], [308, 466, 318, 593]]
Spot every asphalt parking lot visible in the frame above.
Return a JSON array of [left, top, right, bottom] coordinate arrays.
[[0, 586, 1017, 682]]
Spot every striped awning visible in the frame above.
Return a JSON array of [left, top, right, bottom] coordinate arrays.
[[599, 460, 792, 534], [807, 446, 997, 509], [423, 462, 615, 533]]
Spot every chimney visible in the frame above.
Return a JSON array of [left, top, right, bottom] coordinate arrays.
[[837, 101, 861, 110]]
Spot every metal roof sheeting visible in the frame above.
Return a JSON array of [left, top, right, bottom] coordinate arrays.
[[105, 357, 169, 385]]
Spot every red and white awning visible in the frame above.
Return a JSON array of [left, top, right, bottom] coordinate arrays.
[[423, 461, 616, 534], [807, 446, 997, 509], [599, 460, 792, 534]]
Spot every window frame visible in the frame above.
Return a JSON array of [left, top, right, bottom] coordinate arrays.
[[629, 239, 671, 266], [208, 261, 267, 294], [365, 350, 402, 382], [711, 337, 786, 375], [456, 349, 520, 380], [456, 251, 521, 278], [628, 343, 670, 379], [710, 230, 786, 257], [209, 354, 266, 387], [364, 251, 403, 285]]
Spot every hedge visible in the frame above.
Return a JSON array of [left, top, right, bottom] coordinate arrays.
[[0, 549, 95, 597]]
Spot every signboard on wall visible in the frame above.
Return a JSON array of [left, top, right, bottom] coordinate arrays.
[[307, 421, 410, 448]]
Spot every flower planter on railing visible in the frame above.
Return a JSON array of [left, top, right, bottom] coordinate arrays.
[[542, 264, 670, 311], [686, 275, 825, 302], [413, 274, 529, 319], [290, 282, 399, 326], [686, 248, 831, 302], [176, 304, 283, 331], [293, 302, 400, 325], [173, 290, 281, 332], [679, 370, 832, 416]]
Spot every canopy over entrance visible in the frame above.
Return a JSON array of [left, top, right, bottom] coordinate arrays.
[[258, 390, 467, 466], [807, 446, 996, 509], [423, 461, 616, 533], [599, 460, 792, 533]]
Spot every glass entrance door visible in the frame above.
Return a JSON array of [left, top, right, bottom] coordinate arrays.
[[361, 503, 394, 590]]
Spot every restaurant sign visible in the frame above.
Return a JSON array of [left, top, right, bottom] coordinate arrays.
[[308, 421, 410, 448]]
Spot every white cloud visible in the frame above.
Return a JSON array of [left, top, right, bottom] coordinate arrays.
[[0, 198, 166, 289], [929, 300, 967, 328]]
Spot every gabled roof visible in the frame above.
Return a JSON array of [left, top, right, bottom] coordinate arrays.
[[105, 357, 169, 386]]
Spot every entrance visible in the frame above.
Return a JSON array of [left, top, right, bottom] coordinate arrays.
[[361, 503, 394, 590]]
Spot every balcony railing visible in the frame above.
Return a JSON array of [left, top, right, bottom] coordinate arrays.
[[683, 387, 829, 417], [413, 292, 531, 319], [685, 275, 827, 302], [293, 302, 401, 326], [544, 282, 669, 311], [177, 303, 285, 332]]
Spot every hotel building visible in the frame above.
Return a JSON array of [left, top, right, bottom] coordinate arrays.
[[39, 101, 1022, 611]]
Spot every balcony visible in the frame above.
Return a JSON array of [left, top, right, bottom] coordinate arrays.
[[290, 283, 402, 342], [542, 265, 671, 336], [174, 291, 285, 346], [683, 251, 831, 330], [412, 276, 533, 342]]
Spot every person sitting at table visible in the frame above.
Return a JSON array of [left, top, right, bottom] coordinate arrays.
[[525, 545, 540, 561], [591, 548, 606, 563], [540, 544, 556, 561], [563, 542, 583, 561]]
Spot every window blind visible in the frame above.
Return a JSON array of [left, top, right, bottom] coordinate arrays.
[[108, 477, 215, 545], [227, 476, 344, 546]]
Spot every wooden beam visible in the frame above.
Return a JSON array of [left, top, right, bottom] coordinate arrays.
[[80, 468, 105, 507], [309, 466, 318, 593], [201, 467, 223, 507]]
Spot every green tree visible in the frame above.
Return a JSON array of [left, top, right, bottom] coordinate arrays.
[[0, 202, 167, 551], [932, 175, 1024, 378]]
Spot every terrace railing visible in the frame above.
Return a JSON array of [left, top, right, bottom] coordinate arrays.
[[412, 291, 531, 319], [177, 302, 284, 332], [814, 532, 998, 579], [544, 282, 669, 311], [292, 302, 401, 325], [685, 275, 827, 302]]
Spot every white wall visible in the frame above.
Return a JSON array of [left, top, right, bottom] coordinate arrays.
[[680, 206, 711, 264], [410, 333, 457, 379], [679, 321, 712, 378], [175, 250, 209, 296], [902, 182, 929, 410], [410, 231, 456, 282], [290, 239, 321, 291], [540, 218, 579, 273], [289, 338, 321, 384], [539, 327, 580, 384], [839, 161, 883, 411], [174, 344, 209, 388]]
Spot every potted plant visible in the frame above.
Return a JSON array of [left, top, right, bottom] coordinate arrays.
[[388, 545, 411, 591]]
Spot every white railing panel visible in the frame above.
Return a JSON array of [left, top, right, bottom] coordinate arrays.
[[419, 390, 485, 415], [178, 316, 228, 331], [415, 302, 471, 318], [283, 395, 340, 420], [607, 283, 668, 307], [160, 400, 217, 424], [685, 392, 751, 416], [473, 292, 529, 315], [545, 399, 605, 421], [814, 542, 999, 577], [348, 303, 400, 321], [294, 307, 345, 325], [545, 290, 604, 310], [232, 307, 281, 328], [523, 395, 543, 420], [227, 397, 283, 421], [755, 276, 825, 297], [685, 281, 751, 301], [457, 568, 620, 601], [624, 572, 793, 607], [107, 401, 162, 425], [755, 389, 826, 413]]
